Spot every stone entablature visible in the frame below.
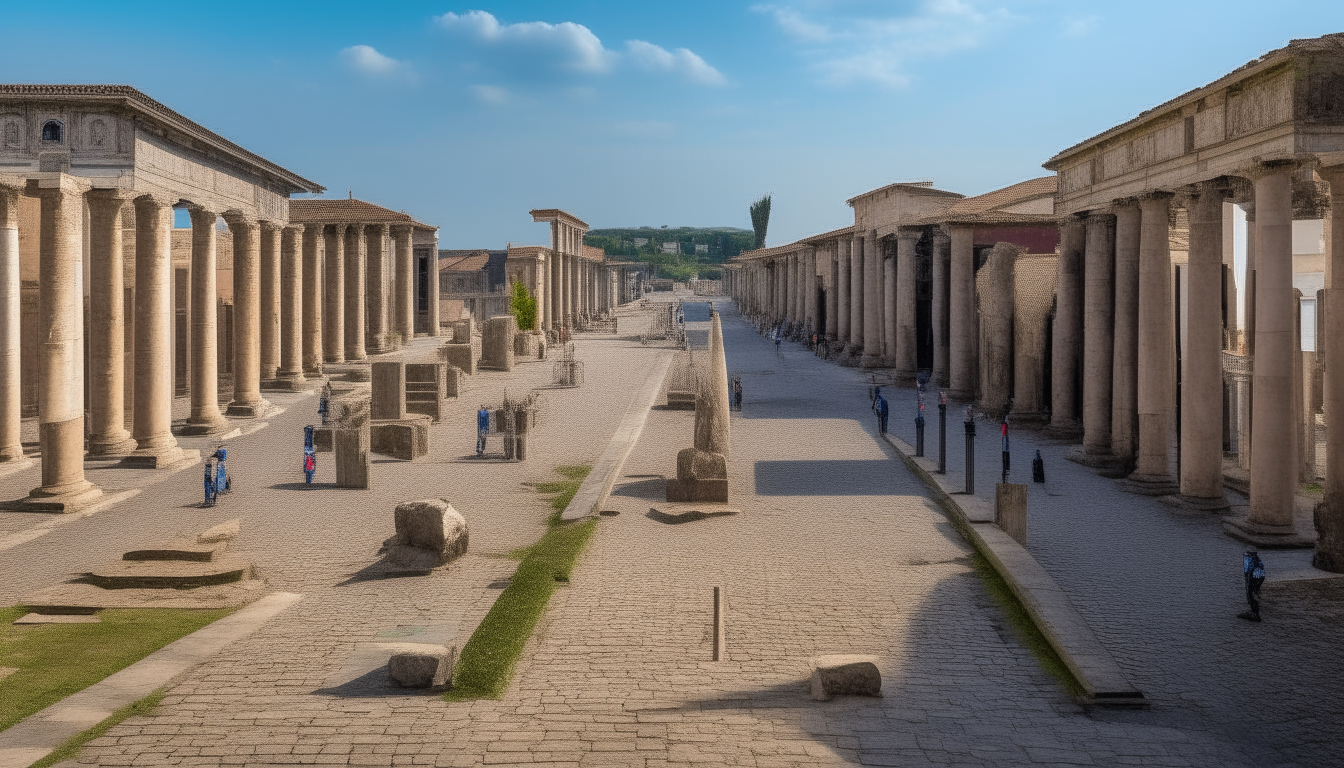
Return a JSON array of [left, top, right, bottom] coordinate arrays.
[[0, 85, 323, 219], [1045, 34, 1344, 214], [846, 181, 962, 232]]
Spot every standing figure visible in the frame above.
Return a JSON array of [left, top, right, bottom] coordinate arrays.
[[732, 378, 743, 412], [203, 458, 218, 507], [874, 388, 889, 435], [303, 425, 316, 484], [318, 385, 331, 425], [1240, 550, 1267, 622], [476, 406, 491, 457]]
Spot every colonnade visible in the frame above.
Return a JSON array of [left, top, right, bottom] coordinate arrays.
[[539, 217, 612, 332], [0, 174, 442, 510]]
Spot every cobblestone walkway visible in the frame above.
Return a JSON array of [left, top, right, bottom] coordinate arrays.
[[8, 299, 1338, 766]]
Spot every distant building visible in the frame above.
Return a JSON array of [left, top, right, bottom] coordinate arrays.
[[439, 249, 508, 322], [633, 238, 649, 247], [695, 243, 709, 255], [659, 241, 679, 255]]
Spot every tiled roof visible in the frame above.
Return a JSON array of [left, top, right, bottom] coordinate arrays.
[[732, 224, 855, 261], [0, 85, 323, 194], [846, 181, 963, 206], [914, 176, 1057, 226], [289, 199, 436, 230], [441, 253, 490, 271], [529, 209, 589, 230], [800, 225, 856, 244], [583, 245, 605, 260]]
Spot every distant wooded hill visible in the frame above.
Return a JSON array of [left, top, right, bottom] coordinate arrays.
[[584, 227, 754, 260]]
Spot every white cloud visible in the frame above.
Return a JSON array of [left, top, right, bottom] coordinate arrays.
[[436, 10, 612, 73], [625, 40, 726, 85], [754, 0, 1010, 88], [470, 84, 510, 105], [435, 10, 726, 87], [340, 45, 407, 76]]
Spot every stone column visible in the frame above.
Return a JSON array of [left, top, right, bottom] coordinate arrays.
[[1181, 184, 1231, 506], [536, 254, 548, 332], [932, 230, 951, 386], [1315, 166, 1344, 570], [851, 234, 866, 359], [1247, 165, 1297, 527], [428, 233, 441, 336], [883, 251, 897, 367], [825, 251, 838, 339], [258, 221, 281, 382], [224, 215, 269, 417], [1128, 193, 1177, 492], [894, 230, 919, 379], [85, 191, 137, 454], [366, 223, 389, 352], [324, 224, 347, 363], [548, 227, 559, 330], [277, 225, 305, 387], [979, 242, 1019, 415], [182, 206, 227, 435], [1111, 202, 1142, 466], [1049, 216, 1084, 436], [127, 194, 184, 467], [344, 224, 367, 360], [27, 176, 100, 507], [302, 224, 323, 373], [948, 224, 976, 399], [0, 184, 24, 463], [392, 225, 415, 343], [805, 248, 818, 335], [837, 242, 851, 343], [1082, 213, 1116, 456]]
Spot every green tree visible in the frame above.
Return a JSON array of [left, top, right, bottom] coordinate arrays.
[[749, 194, 772, 250], [509, 278, 537, 331]]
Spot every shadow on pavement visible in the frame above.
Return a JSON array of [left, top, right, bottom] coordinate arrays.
[[753, 460, 898, 496]]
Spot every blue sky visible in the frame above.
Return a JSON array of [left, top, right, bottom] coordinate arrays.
[[3, 1, 1344, 246]]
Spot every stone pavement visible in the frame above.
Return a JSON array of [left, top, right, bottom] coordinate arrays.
[[6, 297, 1340, 767]]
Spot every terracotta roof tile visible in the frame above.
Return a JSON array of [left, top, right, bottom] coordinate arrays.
[[289, 199, 436, 230], [914, 176, 1057, 226]]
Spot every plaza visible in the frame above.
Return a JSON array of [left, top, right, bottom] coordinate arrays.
[[2, 22, 1344, 768]]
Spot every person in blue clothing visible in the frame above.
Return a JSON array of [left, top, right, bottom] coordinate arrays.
[[873, 387, 889, 435], [476, 406, 491, 456], [1240, 550, 1266, 622]]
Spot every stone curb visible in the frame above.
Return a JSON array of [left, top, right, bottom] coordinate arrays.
[[560, 352, 675, 521], [880, 431, 1145, 707], [0, 592, 304, 768]]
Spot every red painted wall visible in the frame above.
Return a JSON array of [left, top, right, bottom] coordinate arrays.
[[973, 224, 1059, 254]]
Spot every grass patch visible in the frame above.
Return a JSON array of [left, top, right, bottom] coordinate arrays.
[[29, 689, 165, 768], [0, 606, 233, 731], [446, 465, 597, 701], [968, 552, 1085, 698]]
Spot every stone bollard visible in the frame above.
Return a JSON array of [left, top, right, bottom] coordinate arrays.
[[809, 655, 882, 701], [995, 482, 1028, 546], [388, 645, 455, 689], [385, 498, 470, 566], [334, 425, 370, 489]]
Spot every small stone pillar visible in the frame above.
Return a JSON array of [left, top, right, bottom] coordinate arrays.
[[479, 315, 517, 371], [371, 361, 408, 421], [335, 424, 370, 489], [995, 483, 1028, 546]]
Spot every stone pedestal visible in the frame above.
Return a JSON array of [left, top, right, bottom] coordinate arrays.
[[371, 361, 407, 421], [371, 417, 430, 460], [665, 448, 728, 503], [335, 425, 370, 489], [479, 315, 517, 371], [995, 483, 1028, 546], [441, 343, 475, 375]]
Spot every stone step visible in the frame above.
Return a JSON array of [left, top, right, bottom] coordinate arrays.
[[87, 555, 254, 589], [122, 539, 226, 562]]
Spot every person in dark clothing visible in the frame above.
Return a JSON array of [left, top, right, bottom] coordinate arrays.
[[874, 390, 889, 435], [732, 379, 743, 411], [1240, 550, 1266, 621], [476, 406, 491, 456]]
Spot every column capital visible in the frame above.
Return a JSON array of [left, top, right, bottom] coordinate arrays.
[[132, 192, 176, 210], [258, 219, 283, 233], [221, 211, 257, 230], [1240, 158, 1302, 182], [283, 223, 306, 235], [894, 228, 921, 245], [932, 229, 951, 248], [390, 223, 414, 237], [367, 221, 389, 236], [184, 202, 220, 222], [25, 173, 91, 197]]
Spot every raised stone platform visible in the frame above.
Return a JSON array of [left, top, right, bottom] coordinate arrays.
[[88, 555, 254, 589]]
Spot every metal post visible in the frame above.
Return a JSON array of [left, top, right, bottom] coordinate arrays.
[[964, 406, 976, 495], [938, 391, 947, 474]]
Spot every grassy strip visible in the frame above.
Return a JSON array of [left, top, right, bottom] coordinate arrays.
[[0, 607, 234, 731], [446, 465, 596, 701], [29, 689, 165, 768], [968, 551, 1085, 698]]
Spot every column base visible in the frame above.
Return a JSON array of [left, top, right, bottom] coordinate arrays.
[[20, 481, 103, 513], [345, 365, 372, 382], [304, 363, 324, 377], [1313, 500, 1344, 572], [226, 399, 274, 419], [88, 431, 137, 457], [179, 416, 233, 436], [1222, 515, 1314, 549], [263, 373, 307, 392], [1043, 420, 1083, 440], [1118, 473, 1179, 496], [0, 444, 26, 464], [324, 355, 346, 366], [1159, 493, 1232, 514], [121, 446, 199, 470], [366, 340, 389, 355]]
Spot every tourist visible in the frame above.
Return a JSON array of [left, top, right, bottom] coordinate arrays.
[[476, 406, 491, 456], [1240, 550, 1266, 622], [733, 379, 743, 411], [874, 388, 889, 435]]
